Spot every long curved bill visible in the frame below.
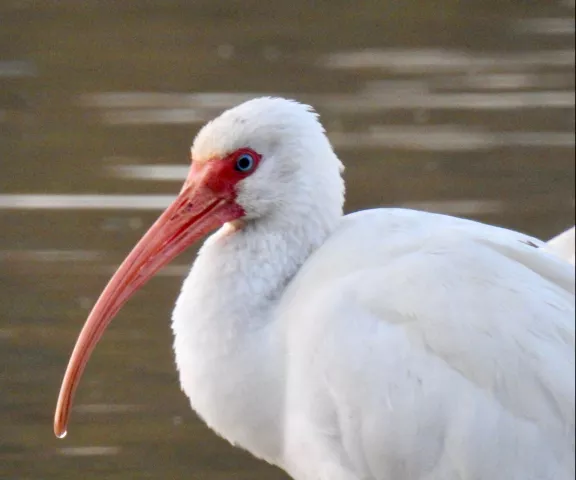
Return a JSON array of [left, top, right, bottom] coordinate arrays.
[[53, 175, 239, 438]]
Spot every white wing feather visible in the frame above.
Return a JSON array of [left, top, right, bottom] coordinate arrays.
[[545, 226, 576, 265], [280, 209, 575, 480]]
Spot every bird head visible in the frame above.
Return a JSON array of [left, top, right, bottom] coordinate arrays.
[[189, 96, 342, 221]]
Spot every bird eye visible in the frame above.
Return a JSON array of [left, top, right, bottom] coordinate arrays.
[[235, 153, 255, 173]]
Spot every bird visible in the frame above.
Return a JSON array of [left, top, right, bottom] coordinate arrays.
[[55, 97, 575, 480], [545, 226, 575, 265]]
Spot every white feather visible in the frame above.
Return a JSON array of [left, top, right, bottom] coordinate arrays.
[[545, 226, 576, 265]]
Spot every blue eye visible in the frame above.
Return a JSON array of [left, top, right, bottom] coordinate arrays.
[[235, 153, 255, 172]]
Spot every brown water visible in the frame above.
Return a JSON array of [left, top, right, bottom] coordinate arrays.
[[0, 1, 574, 479]]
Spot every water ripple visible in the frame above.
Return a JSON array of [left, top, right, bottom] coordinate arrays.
[[57, 446, 121, 457], [0, 194, 174, 210], [322, 48, 575, 73]]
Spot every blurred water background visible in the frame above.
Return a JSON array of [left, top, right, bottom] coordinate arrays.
[[0, 1, 574, 479]]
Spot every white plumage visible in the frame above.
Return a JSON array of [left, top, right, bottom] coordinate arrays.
[[55, 98, 575, 480], [546, 226, 576, 265]]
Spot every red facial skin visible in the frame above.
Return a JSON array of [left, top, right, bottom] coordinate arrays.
[[54, 148, 261, 438]]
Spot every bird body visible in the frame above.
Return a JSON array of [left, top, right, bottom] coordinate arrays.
[[55, 97, 575, 480], [174, 207, 574, 480]]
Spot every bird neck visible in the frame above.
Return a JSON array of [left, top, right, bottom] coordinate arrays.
[[171, 202, 342, 461]]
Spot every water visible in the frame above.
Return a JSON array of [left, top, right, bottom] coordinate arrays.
[[1, 1, 574, 479]]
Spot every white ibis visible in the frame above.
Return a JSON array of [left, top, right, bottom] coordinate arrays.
[[55, 97, 575, 480]]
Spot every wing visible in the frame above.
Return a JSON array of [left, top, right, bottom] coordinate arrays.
[[281, 208, 575, 480], [545, 226, 576, 265]]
